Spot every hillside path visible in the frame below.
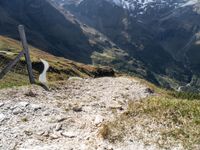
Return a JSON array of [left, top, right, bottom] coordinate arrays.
[[0, 77, 154, 150]]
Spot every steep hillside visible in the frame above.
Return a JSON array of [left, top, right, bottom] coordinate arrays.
[[0, 36, 114, 89], [0, 0, 115, 64]]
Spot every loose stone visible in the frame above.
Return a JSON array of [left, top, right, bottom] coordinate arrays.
[[0, 103, 4, 107], [55, 124, 62, 131], [61, 131, 76, 138], [0, 114, 6, 122], [13, 107, 23, 115]]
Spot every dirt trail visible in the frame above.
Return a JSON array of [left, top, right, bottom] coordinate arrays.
[[0, 77, 154, 150]]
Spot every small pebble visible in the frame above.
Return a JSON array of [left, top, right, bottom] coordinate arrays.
[[31, 104, 41, 111], [72, 106, 82, 112], [0, 114, 6, 122], [24, 130, 33, 136], [43, 131, 49, 137], [0, 103, 4, 107], [94, 115, 104, 126], [43, 111, 50, 116], [36, 131, 45, 136], [49, 133, 60, 139], [109, 105, 123, 111], [57, 117, 68, 122], [13, 107, 23, 115], [61, 131, 76, 138], [55, 124, 62, 131], [17, 102, 29, 107]]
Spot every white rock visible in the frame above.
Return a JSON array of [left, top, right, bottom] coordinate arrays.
[[49, 132, 60, 139], [55, 124, 62, 131], [61, 131, 76, 138], [0, 102, 4, 107], [43, 111, 50, 116], [56, 116, 68, 122], [109, 104, 123, 110], [94, 115, 104, 126], [0, 113, 6, 122], [31, 104, 41, 111], [13, 107, 23, 115], [36, 131, 45, 136], [17, 102, 29, 107], [43, 131, 50, 137]]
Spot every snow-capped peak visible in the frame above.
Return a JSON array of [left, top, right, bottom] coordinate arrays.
[[51, 0, 200, 13], [106, 0, 199, 14], [181, 0, 199, 7], [107, 0, 199, 12]]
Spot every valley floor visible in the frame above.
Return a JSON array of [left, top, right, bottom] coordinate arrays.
[[0, 77, 196, 150]]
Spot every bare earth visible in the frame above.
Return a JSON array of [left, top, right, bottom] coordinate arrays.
[[0, 77, 156, 150]]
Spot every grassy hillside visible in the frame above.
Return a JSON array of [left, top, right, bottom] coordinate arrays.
[[0, 36, 114, 89], [98, 83, 200, 149]]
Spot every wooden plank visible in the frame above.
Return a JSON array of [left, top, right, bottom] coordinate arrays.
[[18, 25, 35, 84], [0, 50, 25, 79]]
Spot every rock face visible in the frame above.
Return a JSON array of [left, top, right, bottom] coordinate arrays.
[[0, 77, 154, 150]]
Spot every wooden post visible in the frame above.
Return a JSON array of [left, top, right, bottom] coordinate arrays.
[[0, 50, 25, 79], [18, 25, 35, 84], [0, 25, 35, 85]]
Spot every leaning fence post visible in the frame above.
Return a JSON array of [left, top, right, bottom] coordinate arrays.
[[18, 25, 35, 84], [0, 50, 25, 79]]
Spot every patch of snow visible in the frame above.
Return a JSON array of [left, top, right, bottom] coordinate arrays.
[[106, 0, 200, 15], [181, 0, 199, 7]]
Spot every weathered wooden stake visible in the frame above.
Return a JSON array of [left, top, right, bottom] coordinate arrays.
[[0, 50, 25, 79], [18, 25, 35, 84], [0, 25, 35, 84]]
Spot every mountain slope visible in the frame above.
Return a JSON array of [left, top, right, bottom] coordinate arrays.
[[54, 0, 200, 91], [0, 0, 116, 64], [0, 36, 114, 89], [0, 0, 161, 87]]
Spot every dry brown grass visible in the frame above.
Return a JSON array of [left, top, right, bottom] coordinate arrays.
[[0, 36, 111, 89], [103, 96, 200, 149], [98, 124, 110, 139]]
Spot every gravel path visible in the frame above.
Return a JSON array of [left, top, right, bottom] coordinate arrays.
[[0, 77, 154, 150]]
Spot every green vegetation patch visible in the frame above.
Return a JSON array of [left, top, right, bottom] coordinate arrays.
[[169, 91, 200, 100]]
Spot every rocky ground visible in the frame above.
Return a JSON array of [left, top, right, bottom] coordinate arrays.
[[0, 77, 156, 150]]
